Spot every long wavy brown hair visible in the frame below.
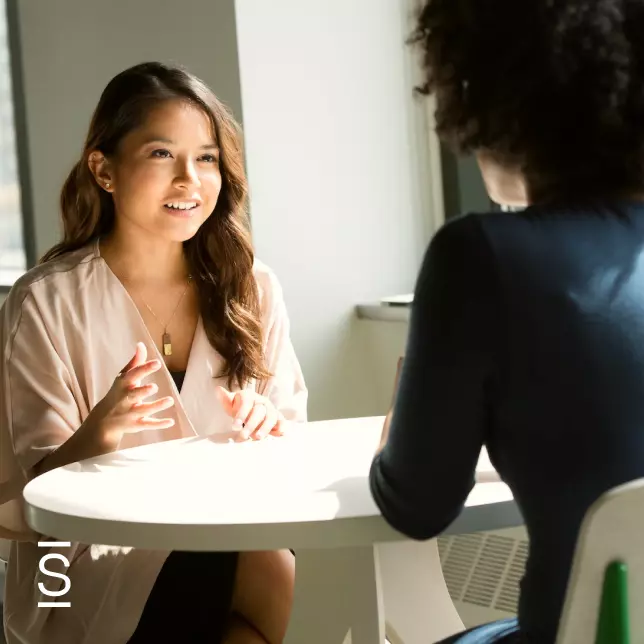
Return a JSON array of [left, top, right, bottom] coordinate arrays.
[[41, 62, 271, 389]]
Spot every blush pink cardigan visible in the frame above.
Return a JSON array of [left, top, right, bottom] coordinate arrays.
[[0, 240, 307, 644]]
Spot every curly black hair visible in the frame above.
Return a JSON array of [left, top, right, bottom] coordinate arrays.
[[410, 0, 644, 199]]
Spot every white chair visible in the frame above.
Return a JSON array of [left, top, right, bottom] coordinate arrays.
[[556, 478, 644, 644], [334, 540, 464, 644], [380, 539, 465, 644]]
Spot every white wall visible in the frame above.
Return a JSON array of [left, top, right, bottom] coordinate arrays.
[[235, 0, 431, 419], [16, 0, 243, 257]]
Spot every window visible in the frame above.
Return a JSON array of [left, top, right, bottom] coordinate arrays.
[[0, 0, 31, 290], [409, 0, 492, 225]]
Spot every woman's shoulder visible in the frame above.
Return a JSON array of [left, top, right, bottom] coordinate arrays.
[[427, 211, 499, 259], [1, 243, 98, 321], [252, 258, 285, 303], [431, 208, 543, 259], [418, 211, 516, 296], [251, 259, 294, 327], [433, 208, 524, 238]]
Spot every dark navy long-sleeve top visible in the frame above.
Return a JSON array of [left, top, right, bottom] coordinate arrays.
[[370, 202, 644, 643]]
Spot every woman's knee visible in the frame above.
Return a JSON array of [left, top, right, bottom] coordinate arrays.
[[231, 549, 295, 644]]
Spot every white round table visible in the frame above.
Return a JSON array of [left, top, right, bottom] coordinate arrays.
[[24, 416, 521, 644]]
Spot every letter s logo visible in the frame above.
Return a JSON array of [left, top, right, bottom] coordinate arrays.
[[37, 553, 71, 606]]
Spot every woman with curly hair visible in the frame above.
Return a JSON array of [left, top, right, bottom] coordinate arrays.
[[0, 62, 306, 644], [370, 1, 644, 642]]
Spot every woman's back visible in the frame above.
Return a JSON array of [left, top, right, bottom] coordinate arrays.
[[371, 201, 644, 642], [486, 201, 644, 639], [372, 0, 644, 641]]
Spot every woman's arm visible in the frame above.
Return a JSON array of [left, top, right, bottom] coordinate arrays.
[[0, 290, 84, 538], [32, 419, 115, 477], [3, 294, 167, 484], [369, 214, 502, 540]]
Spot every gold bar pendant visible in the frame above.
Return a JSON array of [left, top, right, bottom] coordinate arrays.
[[162, 332, 172, 356]]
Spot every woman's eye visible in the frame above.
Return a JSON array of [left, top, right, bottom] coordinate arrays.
[[150, 149, 172, 159], [199, 153, 219, 164]]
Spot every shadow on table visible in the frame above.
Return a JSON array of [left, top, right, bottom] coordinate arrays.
[[317, 466, 501, 519], [319, 476, 368, 497], [316, 475, 377, 519]]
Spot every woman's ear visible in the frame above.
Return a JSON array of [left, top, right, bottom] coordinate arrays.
[[476, 150, 528, 208], [88, 150, 114, 193]]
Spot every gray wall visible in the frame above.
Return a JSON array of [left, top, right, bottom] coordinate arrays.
[[441, 148, 491, 219]]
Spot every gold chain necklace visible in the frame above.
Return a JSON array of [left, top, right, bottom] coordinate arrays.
[[139, 276, 192, 357]]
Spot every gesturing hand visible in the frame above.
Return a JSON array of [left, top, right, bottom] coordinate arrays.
[[216, 387, 285, 441], [88, 342, 175, 449]]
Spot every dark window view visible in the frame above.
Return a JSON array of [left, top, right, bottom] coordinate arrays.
[[0, 0, 24, 287]]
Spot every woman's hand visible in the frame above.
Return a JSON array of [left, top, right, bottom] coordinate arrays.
[[87, 342, 175, 449], [217, 387, 285, 441], [33, 343, 175, 476], [377, 356, 404, 453]]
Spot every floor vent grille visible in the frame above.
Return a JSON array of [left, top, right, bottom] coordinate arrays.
[[438, 532, 528, 614]]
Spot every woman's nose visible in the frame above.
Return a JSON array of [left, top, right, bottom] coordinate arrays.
[[174, 161, 201, 189]]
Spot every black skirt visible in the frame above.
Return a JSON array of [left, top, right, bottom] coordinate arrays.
[[127, 550, 239, 643]]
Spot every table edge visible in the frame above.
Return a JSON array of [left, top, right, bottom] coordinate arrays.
[[24, 498, 522, 551]]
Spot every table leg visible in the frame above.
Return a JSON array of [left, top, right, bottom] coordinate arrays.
[[285, 545, 386, 644], [347, 546, 386, 644], [378, 539, 464, 644]]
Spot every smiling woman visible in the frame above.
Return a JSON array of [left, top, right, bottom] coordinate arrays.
[[0, 62, 307, 644], [42, 63, 267, 390], [89, 103, 222, 239]]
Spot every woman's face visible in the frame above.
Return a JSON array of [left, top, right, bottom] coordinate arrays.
[[93, 99, 222, 243]]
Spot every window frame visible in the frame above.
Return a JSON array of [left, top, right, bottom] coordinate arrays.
[[405, 0, 446, 242], [0, 0, 36, 293]]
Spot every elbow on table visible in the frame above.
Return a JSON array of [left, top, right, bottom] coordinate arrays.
[[369, 468, 467, 541], [377, 496, 464, 542]]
